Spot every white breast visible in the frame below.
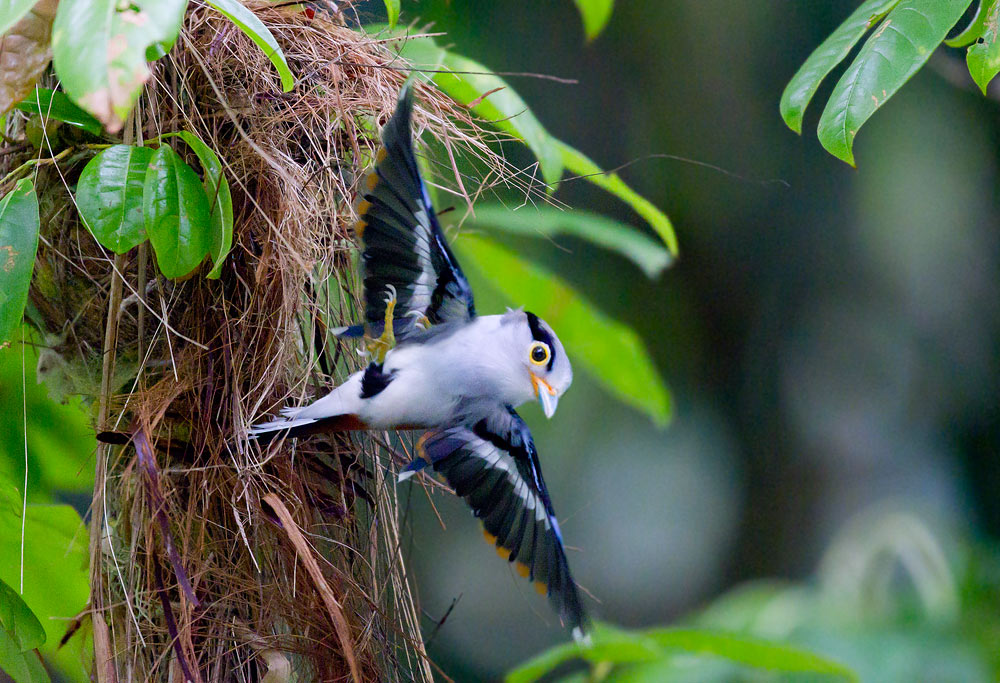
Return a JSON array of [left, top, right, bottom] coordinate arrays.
[[358, 315, 526, 428]]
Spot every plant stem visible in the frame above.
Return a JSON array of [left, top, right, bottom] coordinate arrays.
[[90, 251, 126, 683]]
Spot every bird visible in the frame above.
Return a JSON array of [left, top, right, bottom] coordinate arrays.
[[249, 83, 589, 642]]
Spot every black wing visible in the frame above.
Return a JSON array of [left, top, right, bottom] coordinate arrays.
[[355, 84, 475, 338], [417, 407, 588, 638]]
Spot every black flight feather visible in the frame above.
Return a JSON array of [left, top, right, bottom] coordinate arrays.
[[417, 407, 589, 637], [356, 83, 475, 338]]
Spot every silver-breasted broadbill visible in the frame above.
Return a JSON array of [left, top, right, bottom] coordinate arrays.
[[250, 84, 589, 642]]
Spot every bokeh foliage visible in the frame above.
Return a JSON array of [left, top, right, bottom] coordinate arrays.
[[0, 336, 93, 682]]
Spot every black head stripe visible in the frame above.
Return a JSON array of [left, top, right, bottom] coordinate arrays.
[[525, 311, 555, 371]]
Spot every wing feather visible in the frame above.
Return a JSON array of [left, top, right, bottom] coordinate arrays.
[[356, 84, 475, 336], [418, 407, 588, 636]]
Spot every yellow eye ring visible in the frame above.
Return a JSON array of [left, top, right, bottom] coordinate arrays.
[[529, 341, 551, 366]]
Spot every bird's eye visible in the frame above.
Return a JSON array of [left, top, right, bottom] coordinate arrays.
[[529, 342, 550, 366]]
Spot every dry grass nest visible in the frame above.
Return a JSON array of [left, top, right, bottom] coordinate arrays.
[[4, 2, 536, 680]]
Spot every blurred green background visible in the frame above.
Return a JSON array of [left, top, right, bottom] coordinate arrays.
[[375, 0, 1000, 680], [3, 0, 1000, 681]]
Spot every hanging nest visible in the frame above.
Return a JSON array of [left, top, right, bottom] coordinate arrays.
[[5, 2, 524, 680]]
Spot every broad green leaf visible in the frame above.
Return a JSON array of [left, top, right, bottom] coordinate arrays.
[[0, 484, 87, 683], [507, 623, 662, 683], [0, 0, 40, 36], [0, 629, 50, 683], [382, 0, 399, 29], [556, 140, 677, 257], [385, 30, 564, 186], [15, 88, 103, 135], [647, 629, 857, 681], [204, 0, 294, 92], [946, 0, 991, 46], [0, 578, 44, 652], [0, 179, 38, 343], [143, 144, 212, 279], [161, 131, 233, 278], [455, 234, 671, 425], [572, 0, 614, 41], [51, 0, 188, 132], [76, 144, 153, 253], [0, 339, 96, 497], [967, 0, 1000, 93], [816, 0, 970, 166], [779, 0, 901, 134], [0, 0, 57, 117], [507, 622, 857, 683], [464, 204, 670, 278]]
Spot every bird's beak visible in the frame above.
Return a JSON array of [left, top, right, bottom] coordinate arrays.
[[531, 373, 559, 418]]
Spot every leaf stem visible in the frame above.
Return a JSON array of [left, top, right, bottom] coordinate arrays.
[[0, 143, 112, 188]]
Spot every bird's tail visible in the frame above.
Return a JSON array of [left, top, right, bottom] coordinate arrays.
[[248, 374, 367, 442]]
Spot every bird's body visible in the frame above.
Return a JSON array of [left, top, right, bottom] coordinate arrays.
[[249, 83, 589, 641], [254, 312, 563, 432]]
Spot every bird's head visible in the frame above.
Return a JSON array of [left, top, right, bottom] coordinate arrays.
[[510, 310, 573, 418]]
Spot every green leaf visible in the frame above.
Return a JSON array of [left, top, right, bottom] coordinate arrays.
[[0, 339, 97, 497], [51, 0, 189, 132], [382, 0, 399, 29], [14, 88, 103, 136], [507, 623, 662, 683], [143, 144, 212, 279], [386, 30, 564, 186], [204, 0, 294, 92], [0, 484, 87, 683], [0, 0, 41, 36], [816, 0, 970, 166], [0, 1, 56, 121], [76, 144, 153, 253], [0, 578, 44, 652], [967, 0, 1000, 93], [0, 178, 38, 343], [647, 629, 858, 681], [455, 234, 671, 425], [464, 204, 670, 278], [556, 140, 678, 257], [779, 0, 902, 134], [946, 0, 991, 46], [572, 0, 614, 41], [0, 629, 50, 683], [506, 622, 857, 683], [161, 131, 233, 279]]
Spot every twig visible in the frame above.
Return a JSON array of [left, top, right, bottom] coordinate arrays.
[[134, 429, 201, 607], [263, 493, 362, 683], [90, 251, 127, 683], [0, 142, 28, 157], [152, 561, 200, 683], [330, 57, 579, 85]]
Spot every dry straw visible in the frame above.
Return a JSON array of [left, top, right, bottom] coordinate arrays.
[[7, 1, 537, 680]]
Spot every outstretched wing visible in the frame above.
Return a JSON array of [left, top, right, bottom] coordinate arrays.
[[355, 84, 475, 338], [415, 406, 588, 639]]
